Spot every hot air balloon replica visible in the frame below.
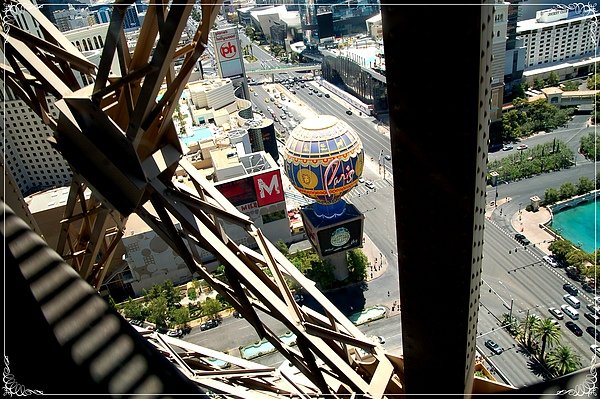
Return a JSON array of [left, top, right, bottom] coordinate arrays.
[[283, 115, 365, 280]]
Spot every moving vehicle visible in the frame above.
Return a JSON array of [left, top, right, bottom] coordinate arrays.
[[502, 144, 513, 151], [563, 294, 580, 309], [384, 155, 392, 161], [346, 110, 352, 115], [565, 321, 583, 336], [561, 304, 579, 320], [167, 329, 183, 337], [584, 312, 600, 325], [484, 339, 503, 355], [548, 307, 564, 320], [516, 144, 528, 150], [591, 344, 600, 356], [586, 326, 600, 342], [514, 233, 531, 245], [200, 319, 219, 331], [542, 255, 559, 267], [324, 93, 330, 98], [365, 181, 375, 190]]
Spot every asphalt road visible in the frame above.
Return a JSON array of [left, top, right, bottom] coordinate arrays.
[[181, 34, 599, 386]]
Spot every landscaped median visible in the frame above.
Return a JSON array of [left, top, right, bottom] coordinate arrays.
[[238, 306, 387, 360]]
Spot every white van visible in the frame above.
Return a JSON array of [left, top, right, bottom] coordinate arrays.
[[561, 304, 579, 320], [563, 294, 581, 309]]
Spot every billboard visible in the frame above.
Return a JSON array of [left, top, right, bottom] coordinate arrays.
[[215, 170, 285, 209], [301, 202, 364, 257], [213, 27, 244, 78], [253, 169, 285, 207], [215, 177, 256, 206]]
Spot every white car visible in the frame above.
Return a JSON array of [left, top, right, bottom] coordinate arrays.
[[542, 255, 559, 267], [358, 177, 365, 183], [548, 307, 564, 320], [365, 181, 375, 190], [591, 344, 600, 356]]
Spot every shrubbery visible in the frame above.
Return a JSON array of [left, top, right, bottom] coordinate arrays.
[[488, 140, 574, 183]]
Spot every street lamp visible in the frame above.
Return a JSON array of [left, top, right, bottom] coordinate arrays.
[[498, 281, 514, 326]]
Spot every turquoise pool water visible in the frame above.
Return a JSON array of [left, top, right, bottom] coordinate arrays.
[[180, 127, 212, 145], [551, 200, 598, 253]]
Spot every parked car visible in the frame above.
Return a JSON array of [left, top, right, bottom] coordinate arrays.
[[565, 321, 583, 336], [484, 339, 503, 355], [587, 303, 600, 313], [586, 326, 600, 342], [200, 319, 219, 331], [563, 283, 579, 296], [584, 312, 600, 325], [166, 329, 183, 337], [542, 255, 559, 267], [548, 307, 564, 320], [582, 283, 594, 293], [516, 144, 528, 150]]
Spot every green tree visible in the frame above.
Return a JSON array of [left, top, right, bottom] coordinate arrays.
[[347, 249, 368, 282], [587, 72, 600, 89], [188, 286, 197, 301], [501, 109, 526, 141], [533, 78, 544, 90], [543, 187, 560, 205], [561, 81, 579, 91], [305, 258, 336, 290], [147, 296, 169, 328], [275, 239, 289, 256], [502, 313, 519, 335], [545, 72, 559, 87], [546, 345, 582, 376], [512, 82, 526, 99], [531, 318, 561, 361], [575, 176, 594, 195], [579, 132, 600, 161], [160, 280, 182, 309], [107, 295, 118, 312], [122, 297, 145, 321], [202, 297, 222, 320], [519, 314, 540, 349], [549, 240, 575, 264], [558, 182, 576, 200], [169, 306, 190, 328]]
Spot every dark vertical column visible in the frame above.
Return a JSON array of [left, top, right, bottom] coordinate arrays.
[[381, 3, 493, 394]]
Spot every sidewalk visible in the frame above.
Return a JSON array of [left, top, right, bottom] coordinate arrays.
[[485, 196, 555, 254]]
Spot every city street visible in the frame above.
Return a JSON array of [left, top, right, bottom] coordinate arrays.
[[184, 29, 598, 387]]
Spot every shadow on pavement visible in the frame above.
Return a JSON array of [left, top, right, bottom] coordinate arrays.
[[526, 358, 553, 380], [301, 282, 367, 317]]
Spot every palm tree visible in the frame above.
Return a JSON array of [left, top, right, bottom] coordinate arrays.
[[546, 346, 582, 376], [520, 315, 540, 349], [531, 318, 561, 361]]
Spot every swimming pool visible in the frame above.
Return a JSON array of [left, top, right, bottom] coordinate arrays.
[[180, 127, 213, 145], [551, 199, 598, 253]]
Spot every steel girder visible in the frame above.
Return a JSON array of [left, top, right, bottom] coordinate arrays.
[[1, 0, 404, 396]]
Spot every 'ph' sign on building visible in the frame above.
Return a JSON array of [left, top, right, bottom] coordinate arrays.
[[213, 27, 244, 78]]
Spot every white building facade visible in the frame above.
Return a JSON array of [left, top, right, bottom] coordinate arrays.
[[517, 8, 599, 68]]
